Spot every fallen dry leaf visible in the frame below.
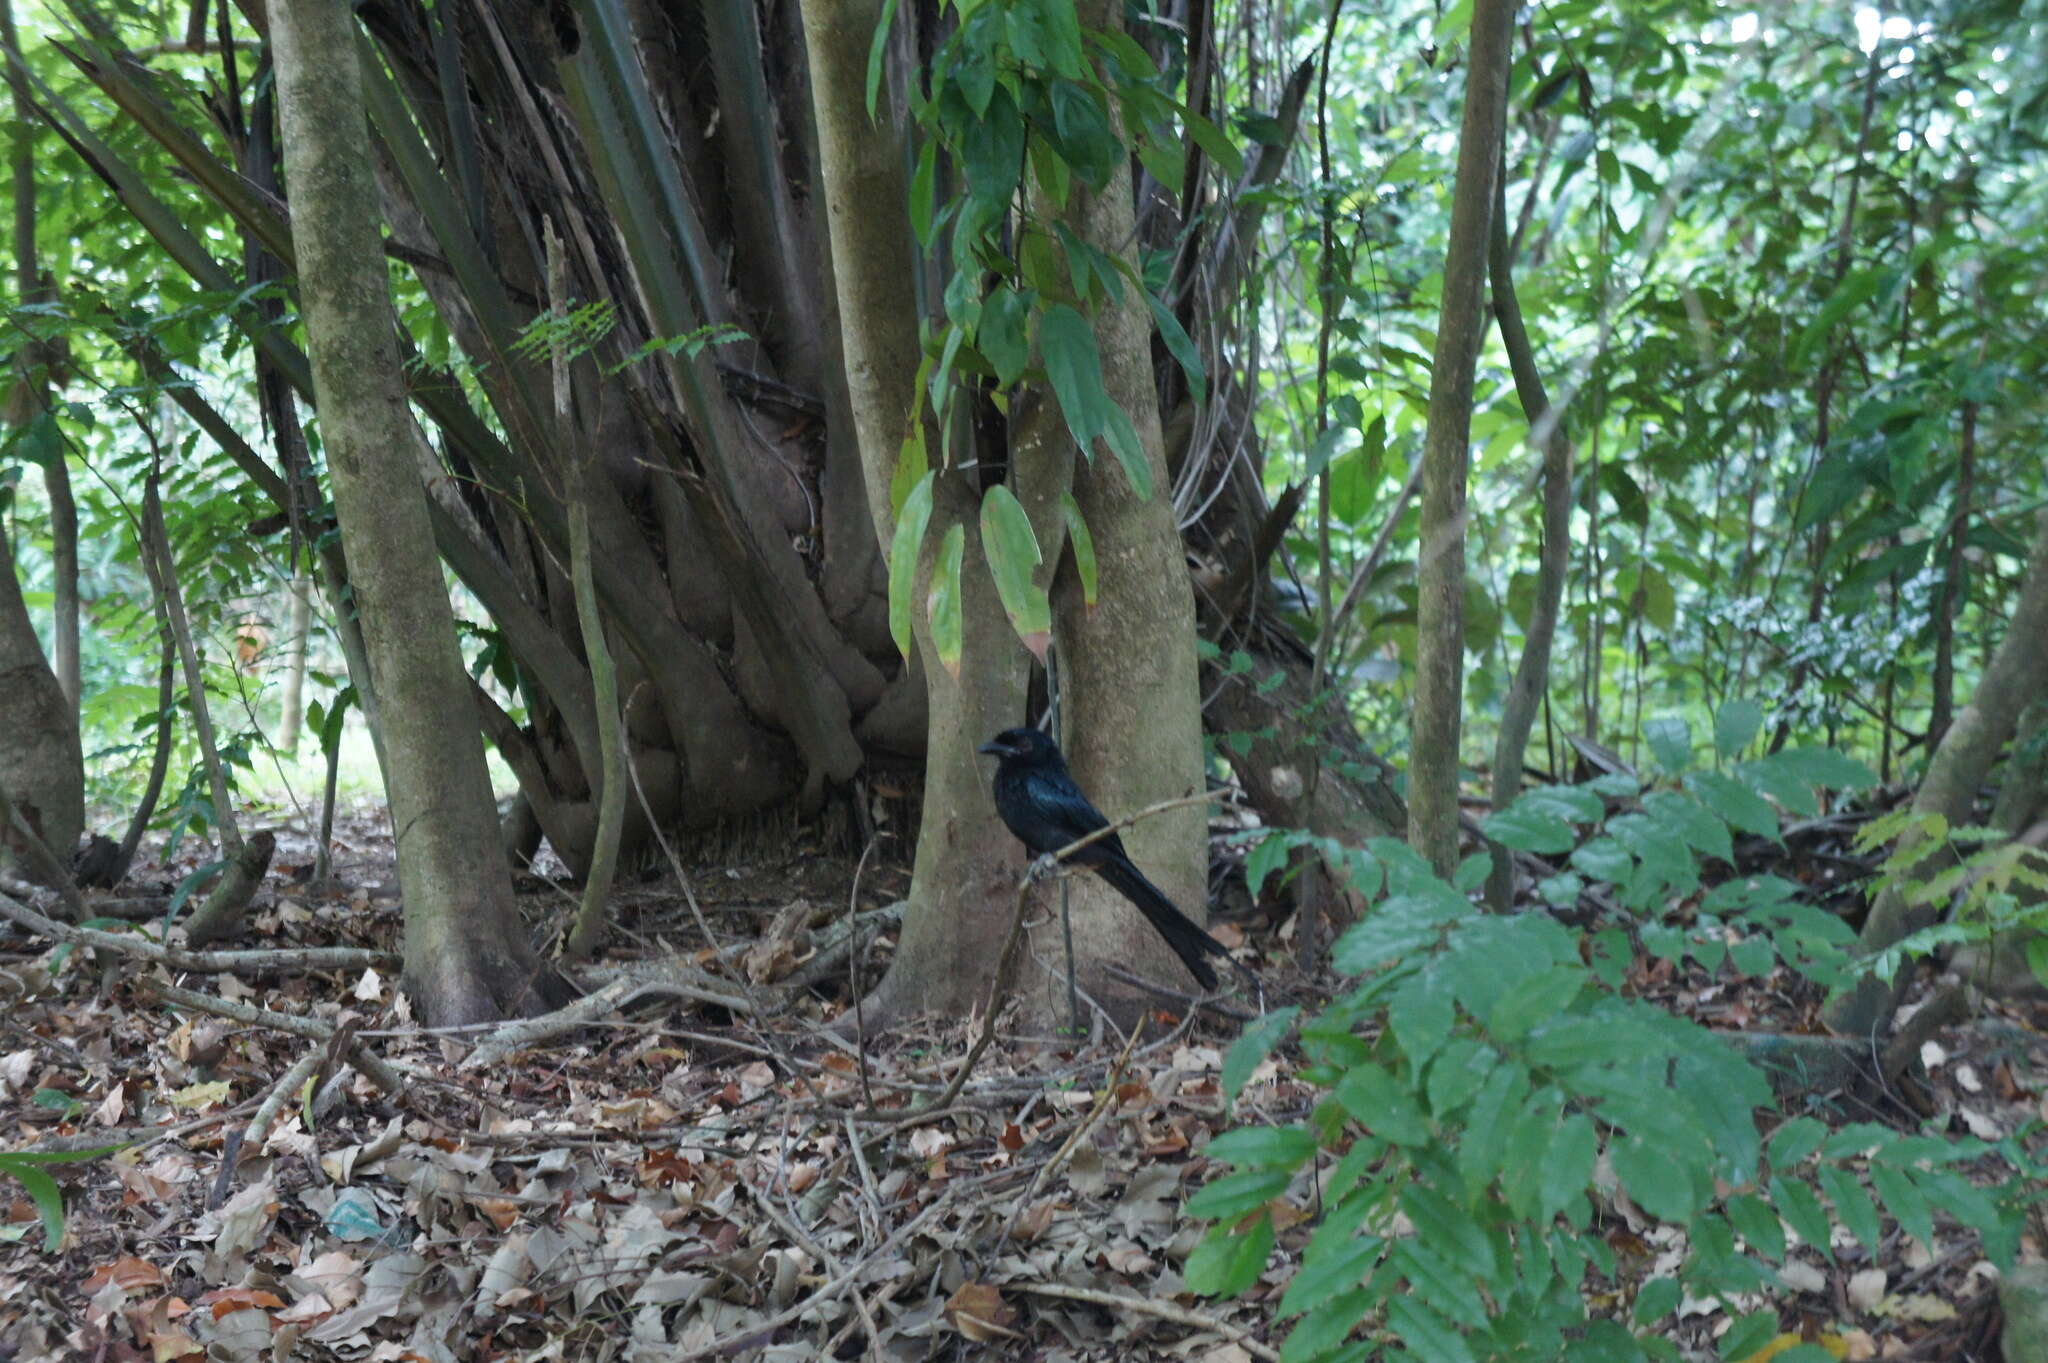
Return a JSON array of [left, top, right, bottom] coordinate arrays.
[[943, 1281, 1019, 1341]]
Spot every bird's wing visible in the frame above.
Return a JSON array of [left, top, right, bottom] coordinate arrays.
[[1021, 768, 1114, 844]]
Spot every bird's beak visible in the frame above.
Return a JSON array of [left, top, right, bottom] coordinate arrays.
[[977, 739, 1012, 757]]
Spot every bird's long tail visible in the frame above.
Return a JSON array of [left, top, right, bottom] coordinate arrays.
[[1090, 856, 1230, 991]]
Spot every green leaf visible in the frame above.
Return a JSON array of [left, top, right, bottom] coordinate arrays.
[[1279, 1239, 1379, 1319], [1643, 790, 1734, 866], [1717, 1311, 1780, 1362], [1333, 1063, 1431, 1146], [1400, 1182, 1495, 1279], [1059, 492, 1099, 608], [1540, 1113, 1599, 1221], [1793, 265, 1891, 368], [1185, 1213, 1275, 1297], [1611, 1135, 1699, 1222], [1633, 1276, 1681, 1324], [1768, 1175, 1834, 1261], [891, 426, 928, 517], [926, 524, 965, 676], [1487, 967, 1584, 1043], [1038, 303, 1152, 498], [1713, 699, 1764, 758], [978, 486, 1050, 651], [886, 472, 936, 659], [1245, 830, 1295, 899], [1388, 969, 1456, 1066], [1484, 801, 1576, 854], [1205, 1125, 1319, 1171], [979, 285, 1031, 386], [1644, 716, 1693, 774], [1725, 1192, 1787, 1262], [0, 1154, 82, 1251], [1760, 747, 1877, 792], [1222, 1006, 1298, 1107], [909, 137, 938, 248], [1143, 290, 1204, 405], [1817, 1164, 1881, 1254], [1767, 1117, 1827, 1170], [1178, 104, 1245, 178], [1185, 1168, 1292, 1221], [1383, 1292, 1476, 1363], [1868, 1160, 1932, 1249], [864, 0, 900, 115], [1688, 771, 1782, 840]]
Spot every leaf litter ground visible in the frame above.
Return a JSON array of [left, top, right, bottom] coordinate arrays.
[[0, 801, 2042, 1361]]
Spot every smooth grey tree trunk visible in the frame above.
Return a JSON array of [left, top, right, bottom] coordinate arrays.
[[800, 0, 1031, 1025], [1409, 0, 1515, 878], [271, 0, 558, 1025]]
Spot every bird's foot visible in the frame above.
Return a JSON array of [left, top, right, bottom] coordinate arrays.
[[1026, 852, 1062, 883]]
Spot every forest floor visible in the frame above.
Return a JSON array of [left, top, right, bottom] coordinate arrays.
[[0, 797, 2040, 1362]]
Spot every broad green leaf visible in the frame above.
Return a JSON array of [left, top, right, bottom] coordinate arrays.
[[1333, 1063, 1431, 1146], [1484, 801, 1575, 854], [1060, 492, 1099, 607], [1724, 1193, 1787, 1262], [1185, 1213, 1275, 1297], [1145, 289, 1205, 405], [1766, 1117, 1827, 1170], [1716, 1311, 1780, 1362], [1400, 1182, 1495, 1279], [1868, 1161, 1932, 1249], [1816, 1164, 1881, 1254], [1177, 104, 1245, 178], [978, 285, 1031, 386], [890, 427, 928, 517], [1760, 747, 1877, 792], [978, 486, 1049, 652], [1611, 1135, 1699, 1222], [864, 0, 900, 115], [1038, 303, 1153, 498], [1644, 716, 1692, 774], [926, 523, 965, 676], [1643, 790, 1734, 866], [1279, 1242, 1378, 1319], [1539, 1113, 1599, 1220], [1713, 699, 1764, 758], [1245, 830, 1295, 899], [886, 472, 935, 659], [1185, 1169, 1290, 1221], [1205, 1125, 1319, 1171], [909, 138, 938, 248], [1769, 1170, 1835, 1260], [0, 1157, 66, 1251], [1688, 771, 1782, 840], [1384, 1292, 1476, 1363], [1222, 1006, 1298, 1106]]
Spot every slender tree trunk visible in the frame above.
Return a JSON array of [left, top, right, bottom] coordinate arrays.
[[276, 571, 312, 751], [1036, 0, 1208, 1015], [4, 0, 77, 717], [1409, 0, 1514, 878], [801, 0, 1029, 1024], [1825, 501, 2048, 1039], [271, 0, 561, 1024], [1484, 167, 1575, 910], [1928, 400, 1975, 751]]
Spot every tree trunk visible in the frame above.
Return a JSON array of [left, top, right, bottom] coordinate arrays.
[[0, 531, 82, 881], [1824, 501, 2048, 1039], [1409, 0, 1515, 878], [276, 571, 312, 752], [1034, 0, 1209, 1018], [1484, 165, 1575, 910], [271, 0, 562, 1025], [800, 0, 1030, 1024]]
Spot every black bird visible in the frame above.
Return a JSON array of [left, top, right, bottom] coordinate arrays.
[[978, 727, 1231, 990]]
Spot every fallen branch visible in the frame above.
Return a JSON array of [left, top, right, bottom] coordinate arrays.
[[459, 966, 754, 1070], [143, 980, 407, 1097], [0, 889, 395, 974], [1006, 1281, 1278, 1361]]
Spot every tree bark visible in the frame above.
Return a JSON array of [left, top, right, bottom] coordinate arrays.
[[1484, 165, 1575, 910], [271, 0, 561, 1025], [1036, 0, 1209, 1017], [1824, 501, 2048, 1039], [276, 572, 312, 751], [1409, 0, 1515, 878], [801, 0, 1030, 1024]]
